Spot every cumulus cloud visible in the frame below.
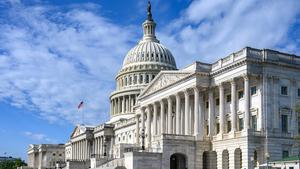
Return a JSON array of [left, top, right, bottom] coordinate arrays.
[[0, 1, 137, 125], [0, 0, 299, 126], [159, 0, 300, 67], [23, 131, 56, 143]]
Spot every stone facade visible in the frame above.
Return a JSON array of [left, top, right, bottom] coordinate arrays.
[[27, 144, 65, 169]]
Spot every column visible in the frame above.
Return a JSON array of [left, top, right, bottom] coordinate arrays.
[[100, 137, 103, 156], [244, 75, 250, 130], [135, 115, 140, 144], [122, 96, 125, 114], [273, 77, 279, 128], [231, 79, 237, 132], [153, 103, 158, 135], [146, 106, 152, 147], [141, 107, 145, 149], [175, 93, 181, 134], [110, 100, 113, 115], [129, 95, 132, 112], [184, 90, 190, 135], [208, 88, 215, 137], [194, 87, 200, 137], [167, 97, 173, 134], [199, 92, 204, 139], [143, 73, 146, 84], [95, 138, 98, 156], [113, 99, 116, 115], [219, 83, 225, 134], [117, 97, 120, 114], [160, 101, 165, 134]]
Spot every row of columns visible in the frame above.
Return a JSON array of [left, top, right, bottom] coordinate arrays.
[[209, 75, 250, 137], [111, 94, 137, 115], [136, 75, 251, 147], [72, 139, 89, 161], [94, 136, 104, 158]]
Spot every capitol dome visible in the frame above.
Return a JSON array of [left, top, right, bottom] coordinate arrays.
[[109, 1, 177, 121], [122, 41, 177, 70]]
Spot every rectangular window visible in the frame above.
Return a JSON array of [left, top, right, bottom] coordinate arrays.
[[252, 115, 257, 131], [238, 91, 244, 99], [227, 121, 231, 133], [206, 102, 209, 109], [281, 86, 288, 95], [226, 95, 231, 103], [251, 86, 257, 95], [216, 123, 220, 134], [281, 115, 288, 133], [282, 150, 289, 158], [216, 98, 220, 106], [239, 118, 244, 131], [298, 88, 300, 97]]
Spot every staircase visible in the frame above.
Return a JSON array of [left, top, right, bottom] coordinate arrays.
[[95, 158, 125, 169]]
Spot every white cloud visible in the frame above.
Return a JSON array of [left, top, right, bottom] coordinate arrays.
[[23, 131, 56, 143], [159, 0, 300, 67], [0, 1, 137, 125], [0, 0, 299, 126]]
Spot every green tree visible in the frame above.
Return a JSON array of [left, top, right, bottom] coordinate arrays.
[[0, 158, 27, 169]]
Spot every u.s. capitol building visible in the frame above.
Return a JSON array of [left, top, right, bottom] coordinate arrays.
[[26, 2, 300, 169]]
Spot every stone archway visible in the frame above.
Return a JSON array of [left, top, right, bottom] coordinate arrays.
[[234, 148, 242, 169], [222, 150, 229, 169], [203, 151, 217, 169], [170, 153, 186, 169]]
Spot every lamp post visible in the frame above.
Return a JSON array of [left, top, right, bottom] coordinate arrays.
[[265, 152, 270, 169]]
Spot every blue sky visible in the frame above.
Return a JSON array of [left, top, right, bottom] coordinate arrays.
[[0, 0, 299, 161]]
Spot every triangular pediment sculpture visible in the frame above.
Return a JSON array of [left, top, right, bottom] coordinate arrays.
[[140, 71, 191, 98]]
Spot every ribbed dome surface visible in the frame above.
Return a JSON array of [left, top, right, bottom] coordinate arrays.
[[122, 41, 177, 69]]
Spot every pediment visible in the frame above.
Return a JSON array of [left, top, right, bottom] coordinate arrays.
[[140, 71, 191, 98], [70, 125, 87, 138]]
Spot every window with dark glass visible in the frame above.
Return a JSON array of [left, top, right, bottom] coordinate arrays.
[[238, 91, 244, 99], [206, 102, 209, 109], [239, 118, 244, 131], [227, 121, 231, 132], [206, 125, 209, 135], [298, 88, 300, 97], [226, 95, 231, 103], [251, 115, 257, 131], [281, 86, 288, 95], [282, 150, 289, 158], [216, 123, 220, 134], [251, 86, 257, 95], [216, 98, 220, 106], [281, 115, 288, 133]]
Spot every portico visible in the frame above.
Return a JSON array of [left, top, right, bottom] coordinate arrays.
[[135, 69, 254, 149]]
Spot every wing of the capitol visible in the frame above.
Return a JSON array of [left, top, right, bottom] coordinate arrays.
[[21, 2, 300, 169]]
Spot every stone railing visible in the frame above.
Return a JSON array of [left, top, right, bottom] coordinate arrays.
[[113, 117, 136, 129], [94, 124, 114, 132], [211, 47, 300, 72]]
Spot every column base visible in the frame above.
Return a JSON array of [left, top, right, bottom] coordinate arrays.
[[194, 134, 203, 141]]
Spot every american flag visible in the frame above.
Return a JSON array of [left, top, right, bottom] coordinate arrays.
[[77, 101, 84, 109]]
